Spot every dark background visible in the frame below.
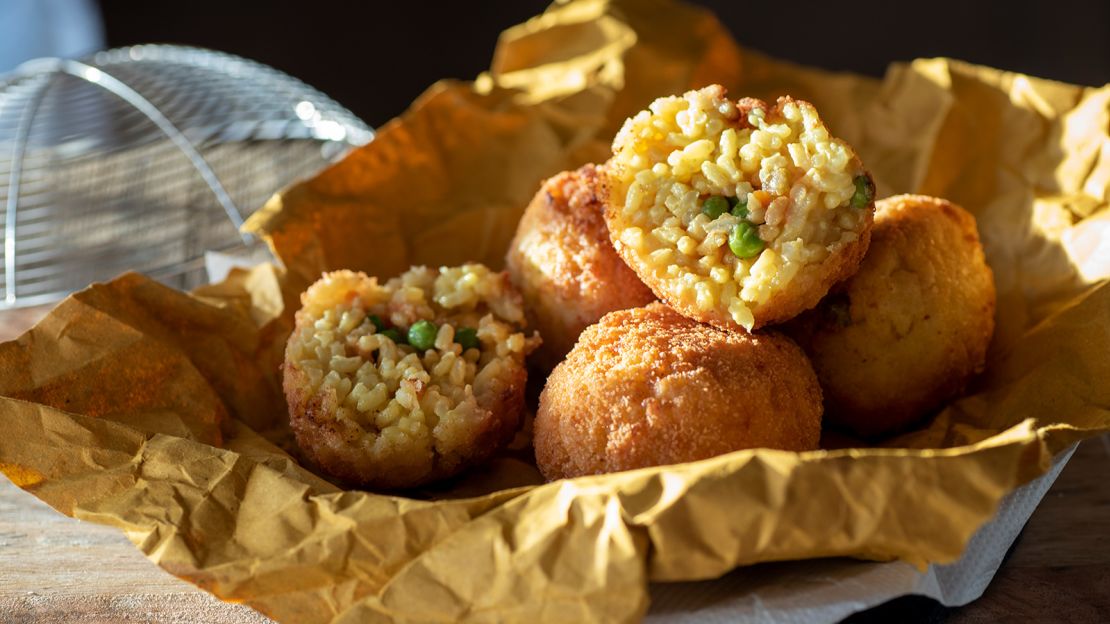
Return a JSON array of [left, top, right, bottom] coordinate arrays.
[[97, 0, 1110, 128]]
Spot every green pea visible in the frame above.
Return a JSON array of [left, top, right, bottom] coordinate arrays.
[[379, 328, 405, 344], [407, 320, 437, 351], [368, 314, 385, 332], [729, 221, 765, 259], [850, 175, 874, 209], [701, 196, 730, 219], [454, 327, 480, 351], [729, 195, 749, 218]]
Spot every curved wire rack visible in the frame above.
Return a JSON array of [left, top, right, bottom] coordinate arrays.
[[0, 45, 373, 309]]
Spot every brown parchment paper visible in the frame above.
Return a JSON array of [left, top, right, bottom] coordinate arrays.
[[2, 0, 1109, 622]]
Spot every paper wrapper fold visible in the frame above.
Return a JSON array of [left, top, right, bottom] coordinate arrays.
[[2, 0, 1109, 621]]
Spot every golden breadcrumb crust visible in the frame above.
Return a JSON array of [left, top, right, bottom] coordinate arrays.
[[506, 165, 655, 370], [786, 195, 996, 437], [534, 302, 822, 480]]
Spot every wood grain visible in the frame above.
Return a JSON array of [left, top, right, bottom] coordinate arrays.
[[950, 435, 1110, 624], [0, 308, 273, 623], [0, 307, 1106, 622], [0, 477, 273, 624]]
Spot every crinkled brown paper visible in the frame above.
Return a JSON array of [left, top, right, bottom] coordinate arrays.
[[3, 0, 1109, 621]]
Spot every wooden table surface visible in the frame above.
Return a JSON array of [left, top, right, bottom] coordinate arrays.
[[0, 307, 1107, 623]]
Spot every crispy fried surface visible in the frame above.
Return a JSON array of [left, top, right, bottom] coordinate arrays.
[[506, 165, 655, 370], [787, 195, 996, 437], [534, 302, 822, 480]]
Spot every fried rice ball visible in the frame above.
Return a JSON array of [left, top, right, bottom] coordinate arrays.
[[506, 164, 656, 370], [283, 264, 540, 489], [534, 302, 822, 480], [786, 195, 996, 438], [605, 85, 875, 331]]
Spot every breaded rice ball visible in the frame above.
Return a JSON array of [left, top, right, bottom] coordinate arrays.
[[605, 85, 875, 331], [283, 264, 540, 488], [534, 302, 822, 480], [506, 164, 656, 370], [786, 195, 996, 437]]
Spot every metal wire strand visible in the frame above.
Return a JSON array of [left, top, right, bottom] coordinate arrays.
[[0, 45, 373, 309]]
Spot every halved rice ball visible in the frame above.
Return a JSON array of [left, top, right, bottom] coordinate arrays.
[[283, 264, 539, 488], [605, 85, 875, 330]]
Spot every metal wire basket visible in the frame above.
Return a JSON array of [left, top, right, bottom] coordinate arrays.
[[0, 45, 373, 309]]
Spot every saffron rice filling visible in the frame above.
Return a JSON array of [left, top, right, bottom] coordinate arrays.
[[607, 86, 872, 329]]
